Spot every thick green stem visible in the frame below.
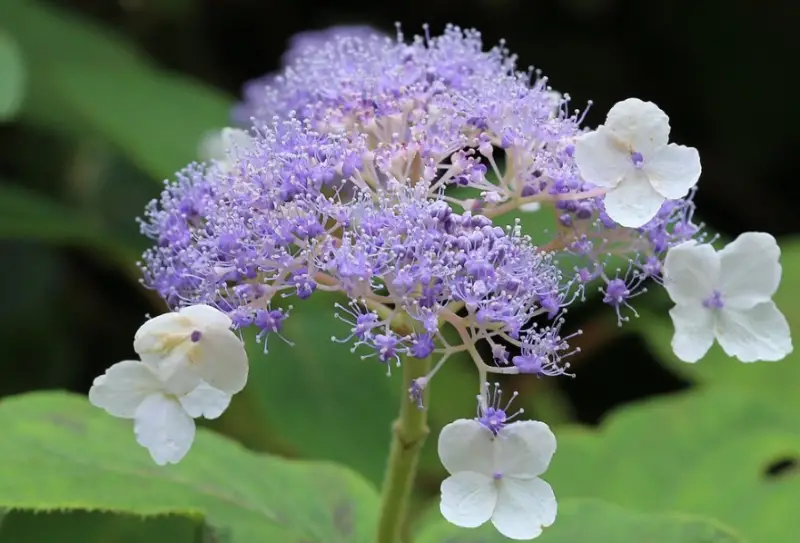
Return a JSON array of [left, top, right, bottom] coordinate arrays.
[[375, 354, 432, 543]]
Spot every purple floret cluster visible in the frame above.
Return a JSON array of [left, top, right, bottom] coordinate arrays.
[[139, 24, 702, 407]]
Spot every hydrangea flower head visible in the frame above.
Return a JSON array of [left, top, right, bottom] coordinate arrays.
[[663, 232, 792, 362], [230, 25, 708, 315], [89, 22, 793, 541]]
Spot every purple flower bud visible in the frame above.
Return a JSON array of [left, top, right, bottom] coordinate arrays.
[[254, 309, 286, 333], [409, 333, 435, 359], [374, 333, 400, 363], [603, 278, 630, 307]]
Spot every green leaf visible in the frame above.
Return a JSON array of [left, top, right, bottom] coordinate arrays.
[[415, 499, 743, 542], [0, 0, 232, 180], [0, 30, 25, 121], [50, 64, 232, 181], [0, 0, 143, 68], [240, 292, 485, 486], [636, 237, 800, 403], [547, 387, 800, 543], [0, 0, 145, 133], [0, 182, 139, 268], [0, 510, 211, 543], [243, 292, 400, 486], [0, 391, 380, 543]]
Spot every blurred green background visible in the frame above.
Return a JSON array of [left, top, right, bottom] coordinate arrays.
[[0, 0, 798, 541]]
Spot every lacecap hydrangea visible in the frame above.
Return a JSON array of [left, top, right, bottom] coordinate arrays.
[[90, 24, 792, 541]]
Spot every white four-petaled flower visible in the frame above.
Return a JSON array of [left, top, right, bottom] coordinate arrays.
[[663, 232, 792, 363], [89, 360, 231, 465], [90, 304, 248, 465], [134, 304, 249, 394], [438, 419, 557, 540], [574, 98, 702, 228]]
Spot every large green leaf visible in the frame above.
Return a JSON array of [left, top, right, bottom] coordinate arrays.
[[242, 292, 400, 485], [0, 30, 25, 121], [0, 0, 143, 68], [636, 237, 800, 401], [0, 391, 380, 543], [415, 499, 742, 542], [547, 387, 800, 543], [0, 510, 210, 543], [0, 0, 144, 133], [0, 0, 232, 180], [50, 64, 232, 181]]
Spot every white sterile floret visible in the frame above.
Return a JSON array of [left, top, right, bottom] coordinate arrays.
[[574, 98, 701, 228], [134, 304, 249, 394], [519, 201, 542, 213], [89, 360, 231, 465], [198, 127, 255, 172], [438, 419, 557, 540], [663, 232, 793, 363]]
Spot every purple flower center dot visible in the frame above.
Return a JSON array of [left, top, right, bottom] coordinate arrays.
[[190, 330, 202, 342], [702, 290, 724, 309]]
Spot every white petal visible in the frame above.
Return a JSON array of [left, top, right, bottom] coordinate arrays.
[[88, 360, 162, 418], [158, 355, 203, 396], [602, 171, 665, 228], [717, 232, 781, 309], [663, 241, 720, 305], [438, 419, 495, 476], [221, 128, 255, 158], [198, 130, 226, 162], [491, 477, 557, 540], [605, 98, 670, 156], [546, 91, 562, 118], [439, 472, 496, 529], [669, 304, 716, 363], [178, 381, 232, 419], [493, 421, 556, 479], [646, 144, 701, 199], [134, 393, 195, 465], [716, 301, 793, 362], [574, 127, 631, 189], [519, 201, 542, 213], [179, 304, 233, 330], [133, 312, 192, 357], [185, 327, 249, 394]]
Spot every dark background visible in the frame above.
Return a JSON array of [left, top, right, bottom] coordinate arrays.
[[1, 0, 797, 425]]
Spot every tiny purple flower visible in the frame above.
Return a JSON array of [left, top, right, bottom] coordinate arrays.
[[703, 290, 724, 309], [476, 383, 523, 435]]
